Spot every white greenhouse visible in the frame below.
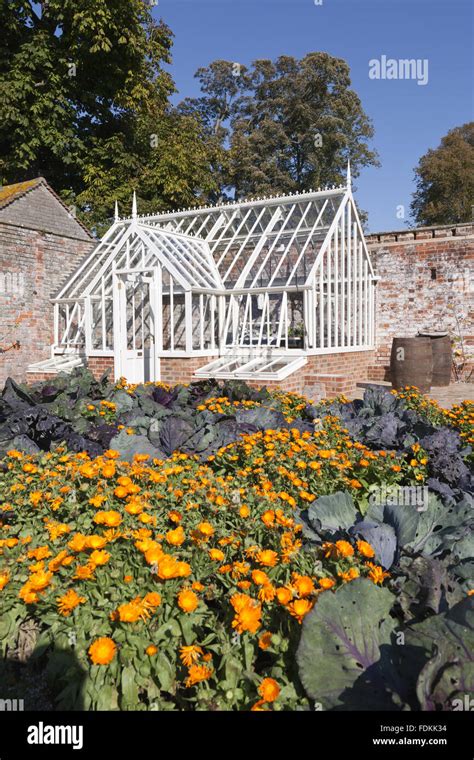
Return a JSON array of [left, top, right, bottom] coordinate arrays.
[[38, 166, 377, 386]]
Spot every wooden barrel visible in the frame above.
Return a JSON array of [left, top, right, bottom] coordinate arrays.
[[390, 337, 433, 393], [418, 333, 452, 386]]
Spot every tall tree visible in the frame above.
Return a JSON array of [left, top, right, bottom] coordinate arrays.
[[0, 0, 220, 229], [410, 123, 474, 226], [182, 53, 379, 199]]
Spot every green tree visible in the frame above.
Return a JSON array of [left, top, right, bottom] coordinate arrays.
[[0, 0, 220, 230], [410, 123, 474, 226], [182, 53, 379, 199]]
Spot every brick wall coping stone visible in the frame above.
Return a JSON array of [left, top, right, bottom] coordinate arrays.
[[366, 222, 474, 245]]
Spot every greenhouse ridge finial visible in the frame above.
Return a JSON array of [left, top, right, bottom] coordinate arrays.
[[114, 200, 119, 222], [132, 191, 137, 219], [346, 160, 352, 188]]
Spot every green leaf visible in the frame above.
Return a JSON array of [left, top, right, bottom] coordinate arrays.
[[296, 579, 398, 709], [307, 491, 358, 533], [121, 665, 139, 709]]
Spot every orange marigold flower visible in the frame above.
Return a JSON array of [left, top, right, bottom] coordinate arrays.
[[366, 563, 390, 585], [166, 526, 185, 546], [293, 574, 315, 597], [335, 540, 354, 557], [19, 584, 38, 604], [74, 564, 95, 581], [258, 632, 273, 650], [143, 592, 161, 608], [88, 637, 116, 665], [338, 567, 360, 582], [118, 599, 149, 623], [231, 596, 262, 634], [239, 505, 250, 518], [318, 577, 336, 590], [258, 584, 276, 603], [94, 510, 122, 528], [146, 645, 158, 656], [28, 570, 53, 592], [85, 535, 108, 550], [185, 664, 213, 688], [256, 549, 278, 567], [177, 589, 199, 613], [68, 533, 88, 552], [356, 540, 375, 559], [287, 598, 313, 623], [209, 548, 225, 561], [261, 510, 275, 527], [258, 677, 280, 703], [251, 569, 270, 586], [197, 521, 214, 538], [232, 561, 250, 578], [0, 570, 10, 590], [276, 587, 293, 605], [57, 589, 86, 616], [168, 510, 182, 523], [89, 550, 110, 566], [180, 645, 203, 667]]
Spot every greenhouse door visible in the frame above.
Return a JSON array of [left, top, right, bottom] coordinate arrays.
[[113, 270, 160, 383]]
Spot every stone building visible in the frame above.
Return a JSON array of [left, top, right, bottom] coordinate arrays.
[[0, 179, 94, 385]]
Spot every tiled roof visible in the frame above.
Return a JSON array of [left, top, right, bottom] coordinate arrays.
[[0, 178, 43, 209], [0, 177, 92, 238]]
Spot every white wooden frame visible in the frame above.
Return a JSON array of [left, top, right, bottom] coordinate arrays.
[[52, 172, 377, 381]]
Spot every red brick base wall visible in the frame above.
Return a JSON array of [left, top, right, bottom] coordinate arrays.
[[243, 350, 375, 398], [25, 350, 373, 399], [159, 355, 219, 385], [87, 355, 219, 385], [87, 356, 115, 380]]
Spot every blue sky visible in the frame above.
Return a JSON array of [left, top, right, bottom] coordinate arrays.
[[152, 0, 473, 232]]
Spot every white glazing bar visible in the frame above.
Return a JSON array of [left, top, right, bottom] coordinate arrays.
[[222, 207, 268, 283], [101, 279, 106, 351], [258, 294, 268, 346], [53, 303, 59, 345], [249, 203, 298, 287], [319, 256, 324, 349], [169, 276, 174, 352], [131, 286, 136, 350], [239, 295, 250, 346], [216, 207, 255, 270], [334, 225, 339, 349], [276, 292, 286, 347], [286, 199, 330, 285], [354, 223, 359, 347], [364, 260, 368, 346], [185, 291, 193, 353], [347, 203, 352, 347], [311, 279, 317, 349], [340, 213, 345, 348], [358, 238, 363, 347], [327, 239, 332, 349], [199, 294, 204, 349], [249, 294, 253, 346]]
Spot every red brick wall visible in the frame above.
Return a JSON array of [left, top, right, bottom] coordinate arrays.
[[87, 356, 115, 380], [0, 224, 94, 385], [159, 355, 219, 385], [367, 224, 474, 382]]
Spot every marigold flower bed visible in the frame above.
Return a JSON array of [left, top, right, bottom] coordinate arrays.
[[0, 380, 472, 711]]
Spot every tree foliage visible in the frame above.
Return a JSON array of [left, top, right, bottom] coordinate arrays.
[[0, 0, 221, 230], [180, 53, 379, 199], [410, 123, 474, 226]]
